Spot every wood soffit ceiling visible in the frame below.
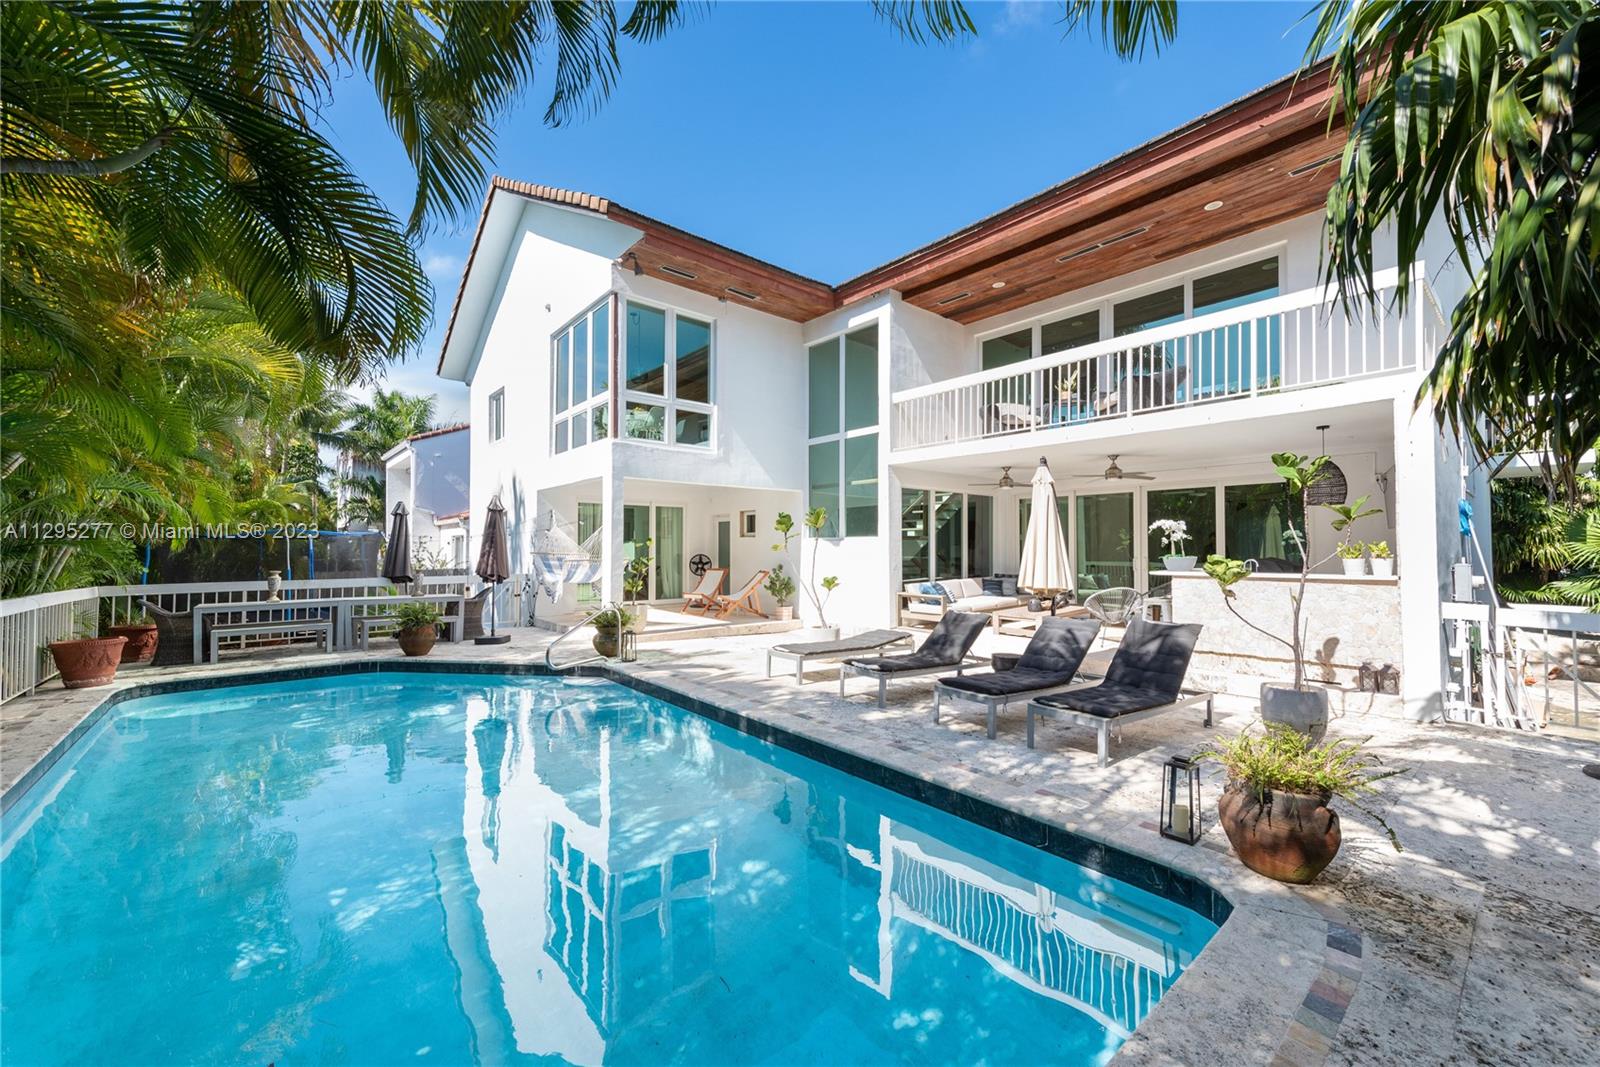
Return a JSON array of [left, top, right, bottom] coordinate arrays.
[[476, 65, 1349, 331]]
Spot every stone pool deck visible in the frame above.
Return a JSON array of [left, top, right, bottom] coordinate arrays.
[[3, 628, 1596, 1066]]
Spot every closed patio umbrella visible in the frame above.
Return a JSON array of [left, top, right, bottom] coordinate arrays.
[[475, 495, 511, 645], [1018, 457, 1075, 612], [382, 503, 414, 588]]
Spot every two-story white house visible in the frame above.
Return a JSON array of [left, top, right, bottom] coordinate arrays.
[[383, 423, 472, 568], [438, 65, 1490, 719]]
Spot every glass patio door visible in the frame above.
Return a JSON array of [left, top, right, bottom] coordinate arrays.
[[655, 506, 684, 600], [623, 504, 652, 599], [1076, 492, 1135, 593]]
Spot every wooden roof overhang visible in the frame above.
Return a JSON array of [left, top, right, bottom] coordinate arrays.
[[834, 63, 1351, 325]]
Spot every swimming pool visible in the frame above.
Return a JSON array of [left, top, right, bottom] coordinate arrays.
[[2, 671, 1220, 1065]]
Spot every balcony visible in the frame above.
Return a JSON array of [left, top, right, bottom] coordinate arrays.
[[891, 267, 1444, 453]]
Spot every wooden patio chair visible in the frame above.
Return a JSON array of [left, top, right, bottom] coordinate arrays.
[[682, 567, 728, 614], [710, 569, 768, 618]]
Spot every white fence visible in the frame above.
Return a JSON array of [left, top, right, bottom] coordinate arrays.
[[1441, 601, 1600, 735], [892, 267, 1440, 452], [0, 575, 474, 704]]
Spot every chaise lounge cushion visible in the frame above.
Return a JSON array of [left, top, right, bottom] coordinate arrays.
[[1034, 619, 1202, 717], [1037, 684, 1176, 717], [848, 611, 987, 671], [940, 617, 1100, 697], [941, 666, 1083, 697], [773, 629, 909, 656]]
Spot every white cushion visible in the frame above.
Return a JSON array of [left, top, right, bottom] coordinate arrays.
[[904, 600, 943, 616], [950, 578, 984, 599], [951, 595, 1022, 613]]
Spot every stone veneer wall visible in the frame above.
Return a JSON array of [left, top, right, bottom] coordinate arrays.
[[1168, 573, 1403, 696]]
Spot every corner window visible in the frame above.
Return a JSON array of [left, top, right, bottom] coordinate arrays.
[[806, 323, 879, 537], [553, 299, 611, 453], [622, 300, 714, 447], [488, 389, 505, 442]]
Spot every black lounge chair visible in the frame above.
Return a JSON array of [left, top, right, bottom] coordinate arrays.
[[1026, 618, 1211, 766], [932, 616, 1102, 739], [766, 628, 915, 685], [839, 611, 989, 707]]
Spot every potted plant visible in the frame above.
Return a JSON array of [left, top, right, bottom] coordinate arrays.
[[764, 565, 797, 621], [47, 613, 127, 688], [623, 540, 653, 634], [394, 600, 443, 657], [1200, 725, 1402, 884], [590, 607, 633, 657], [1149, 518, 1196, 570], [107, 612, 159, 665], [1336, 540, 1368, 576], [774, 509, 841, 639], [1201, 453, 1382, 739], [1368, 540, 1394, 577]]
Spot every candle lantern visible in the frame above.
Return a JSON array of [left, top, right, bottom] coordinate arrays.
[[1160, 755, 1202, 845], [618, 627, 638, 663]]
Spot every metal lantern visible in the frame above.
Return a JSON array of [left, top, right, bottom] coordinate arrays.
[[618, 627, 637, 663], [1305, 424, 1348, 505], [1160, 755, 1202, 845]]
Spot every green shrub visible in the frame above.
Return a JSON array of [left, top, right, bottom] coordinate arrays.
[[394, 601, 442, 633], [591, 607, 633, 631]]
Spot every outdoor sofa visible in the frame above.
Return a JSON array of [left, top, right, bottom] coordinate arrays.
[[1026, 617, 1211, 766], [932, 616, 1101, 739], [839, 611, 989, 707], [898, 577, 1024, 628]]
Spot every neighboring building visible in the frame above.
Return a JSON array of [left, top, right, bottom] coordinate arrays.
[[333, 449, 383, 531], [383, 424, 471, 568], [437, 64, 1487, 719]]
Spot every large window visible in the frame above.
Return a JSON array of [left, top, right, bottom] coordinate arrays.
[[552, 301, 609, 453], [807, 324, 879, 537], [1225, 482, 1306, 568], [622, 300, 713, 447], [1146, 487, 1217, 596], [902, 490, 993, 581], [1192, 258, 1281, 395]]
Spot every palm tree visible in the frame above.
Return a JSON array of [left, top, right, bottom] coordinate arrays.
[[341, 388, 438, 466]]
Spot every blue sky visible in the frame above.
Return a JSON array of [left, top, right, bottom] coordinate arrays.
[[320, 1, 1319, 422]]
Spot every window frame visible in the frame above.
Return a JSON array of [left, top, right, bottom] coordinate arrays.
[[806, 317, 882, 538], [488, 388, 505, 443], [619, 295, 716, 449], [971, 242, 1288, 367], [551, 298, 612, 455]]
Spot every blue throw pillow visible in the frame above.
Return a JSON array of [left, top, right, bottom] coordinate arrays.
[[981, 578, 1004, 596], [917, 581, 945, 606]]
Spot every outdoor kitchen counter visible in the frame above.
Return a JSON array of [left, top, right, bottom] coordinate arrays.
[[1159, 570, 1402, 689]]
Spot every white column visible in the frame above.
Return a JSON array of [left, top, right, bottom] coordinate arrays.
[[1391, 390, 1454, 721], [600, 468, 625, 604]]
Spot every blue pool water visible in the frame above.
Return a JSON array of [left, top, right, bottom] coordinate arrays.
[[1, 673, 1218, 1065]]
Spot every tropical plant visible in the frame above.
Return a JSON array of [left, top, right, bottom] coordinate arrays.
[[1335, 541, 1365, 560], [1492, 474, 1600, 607], [590, 607, 634, 632], [339, 475, 389, 530], [341, 388, 438, 466], [1202, 452, 1383, 690], [764, 564, 797, 607], [1198, 724, 1404, 851], [393, 600, 442, 634], [623, 540, 654, 605], [1367, 540, 1392, 560], [773, 509, 840, 628]]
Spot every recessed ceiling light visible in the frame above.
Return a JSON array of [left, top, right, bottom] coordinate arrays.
[[1203, 200, 1224, 212], [991, 281, 1005, 289]]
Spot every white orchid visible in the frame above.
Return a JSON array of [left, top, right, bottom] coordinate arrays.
[[1149, 518, 1190, 553]]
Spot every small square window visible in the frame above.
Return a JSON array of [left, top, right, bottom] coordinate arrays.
[[739, 510, 757, 537]]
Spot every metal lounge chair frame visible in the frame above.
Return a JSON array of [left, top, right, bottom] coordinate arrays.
[[932, 617, 1102, 739], [765, 629, 916, 685], [838, 611, 990, 708]]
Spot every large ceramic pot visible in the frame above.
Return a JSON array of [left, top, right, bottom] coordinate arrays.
[[107, 623, 158, 664], [397, 627, 437, 657], [48, 636, 128, 688], [593, 628, 620, 658], [1261, 684, 1330, 742], [1218, 780, 1342, 884]]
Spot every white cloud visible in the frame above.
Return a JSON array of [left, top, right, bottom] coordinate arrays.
[[994, 0, 1052, 36], [421, 250, 464, 280]]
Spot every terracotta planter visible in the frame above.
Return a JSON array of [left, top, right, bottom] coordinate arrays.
[[107, 623, 158, 664], [48, 636, 128, 688], [1218, 780, 1342, 884], [593, 629, 620, 658], [397, 627, 437, 657]]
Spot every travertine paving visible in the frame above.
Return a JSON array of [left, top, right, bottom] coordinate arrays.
[[3, 627, 1596, 1065]]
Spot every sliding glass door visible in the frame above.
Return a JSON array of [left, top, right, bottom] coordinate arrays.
[[1145, 487, 1217, 597], [1076, 492, 1135, 593], [654, 506, 684, 600]]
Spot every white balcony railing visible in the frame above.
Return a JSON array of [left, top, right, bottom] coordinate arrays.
[[891, 267, 1442, 452]]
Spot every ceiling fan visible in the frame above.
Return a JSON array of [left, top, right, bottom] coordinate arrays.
[[969, 466, 1017, 489], [1076, 455, 1155, 481]]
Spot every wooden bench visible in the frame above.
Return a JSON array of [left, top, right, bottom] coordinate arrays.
[[209, 619, 333, 662]]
